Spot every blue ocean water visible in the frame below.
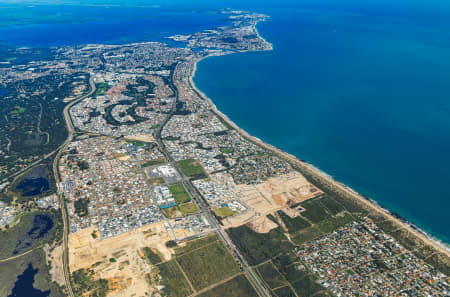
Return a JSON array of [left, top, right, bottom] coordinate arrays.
[[0, 5, 230, 47], [195, 5, 450, 242], [0, 1, 449, 243]]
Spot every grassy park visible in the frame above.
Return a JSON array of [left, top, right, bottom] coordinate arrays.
[[169, 184, 191, 204], [179, 203, 198, 215], [177, 159, 206, 178], [176, 237, 240, 291]]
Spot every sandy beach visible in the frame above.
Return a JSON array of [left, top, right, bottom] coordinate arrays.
[[189, 52, 450, 257]]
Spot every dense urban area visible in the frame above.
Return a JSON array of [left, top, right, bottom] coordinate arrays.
[[0, 8, 448, 297]]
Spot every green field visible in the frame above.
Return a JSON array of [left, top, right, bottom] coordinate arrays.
[[215, 206, 235, 218], [197, 274, 258, 297], [267, 213, 279, 224], [329, 193, 368, 215], [272, 253, 307, 283], [161, 206, 182, 219], [219, 147, 233, 154], [177, 159, 206, 178], [368, 214, 398, 233], [227, 222, 293, 266], [273, 286, 297, 297], [113, 152, 126, 158], [299, 199, 331, 223], [257, 262, 287, 289], [175, 235, 219, 256], [158, 260, 193, 297], [275, 196, 358, 245], [72, 268, 109, 297], [278, 211, 310, 234], [319, 194, 345, 215], [93, 82, 109, 97], [316, 212, 354, 233], [74, 198, 89, 217], [271, 252, 328, 297], [142, 247, 163, 265], [141, 159, 165, 168], [125, 139, 145, 147], [177, 240, 240, 291], [291, 226, 324, 246], [148, 177, 164, 186], [291, 275, 326, 297], [179, 202, 198, 215], [9, 105, 26, 115], [169, 184, 191, 204]]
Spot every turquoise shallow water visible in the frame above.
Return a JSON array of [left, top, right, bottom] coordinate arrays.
[[194, 6, 450, 243]]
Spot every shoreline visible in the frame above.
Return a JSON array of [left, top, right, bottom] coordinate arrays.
[[188, 35, 450, 257]]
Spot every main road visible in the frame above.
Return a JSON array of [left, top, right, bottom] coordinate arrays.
[[53, 75, 96, 297], [154, 66, 271, 297], [55, 69, 269, 297]]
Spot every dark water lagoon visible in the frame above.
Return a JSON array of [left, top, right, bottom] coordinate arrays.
[[9, 265, 50, 297], [15, 178, 50, 197], [15, 166, 51, 197]]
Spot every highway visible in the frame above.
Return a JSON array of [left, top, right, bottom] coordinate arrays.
[[53, 68, 270, 296], [154, 66, 272, 297], [53, 75, 96, 297]]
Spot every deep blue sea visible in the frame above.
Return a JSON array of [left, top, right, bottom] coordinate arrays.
[[1, 0, 449, 243], [195, 4, 450, 243]]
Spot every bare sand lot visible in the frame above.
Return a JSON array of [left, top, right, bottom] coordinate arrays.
[[68, 222, 175, 297], [246, 215, 278, 233], [237, 171, 321, 216], [125, 134, 155, 143], [46, 243, 65, 286], [257, 171, 322, 206], [223, 171, 320, 230], [221, 209, 258, 229]]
